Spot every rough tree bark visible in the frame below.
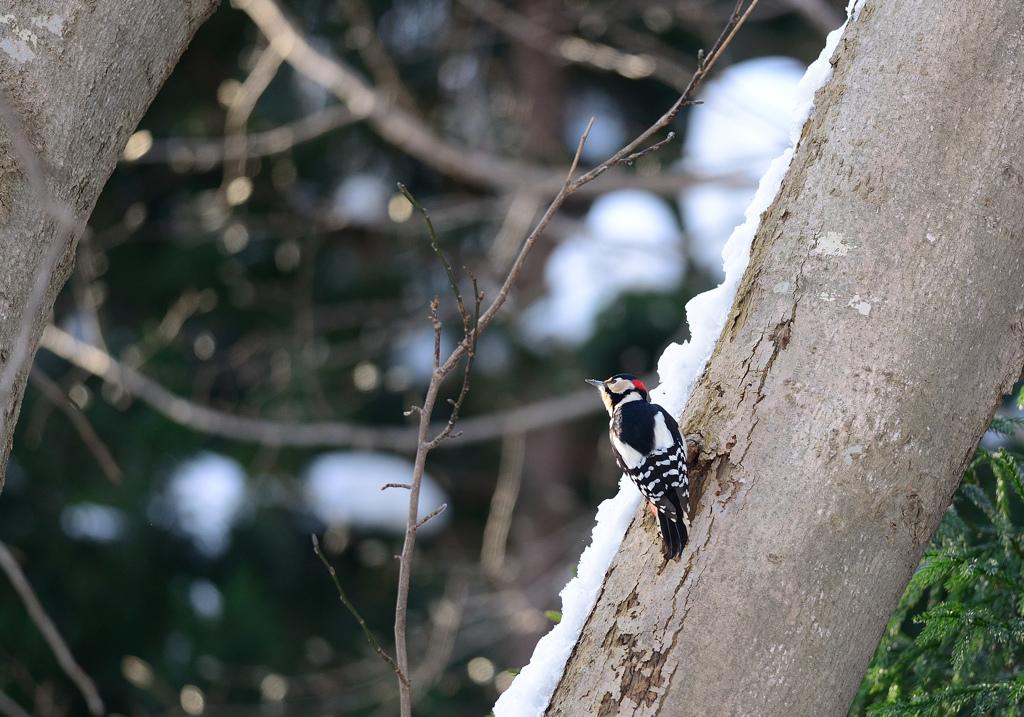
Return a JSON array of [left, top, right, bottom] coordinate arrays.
[[0, 0, 219, 492], [546, 0, 1024, 715]]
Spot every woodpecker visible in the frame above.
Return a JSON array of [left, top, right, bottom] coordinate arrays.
[[587, 373, 689, 559]]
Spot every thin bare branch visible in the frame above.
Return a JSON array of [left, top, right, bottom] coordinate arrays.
[[312, 535, 408, 687], [232, 0, 699, 198], [399, 185, 464, 312], [340, 0, 421, 115], [38, 324, 611, 448], [621, 130, 678, 165], [415, 503, 448, 530], [221, 42, 285, 193], [565, 0, 762, 184], [455, 0, 692, 90], [567, 117, 595, 184], [386, 6, 762, 709], [481, 432, 527, 580], [0, 689, 32, 717], [0, 540, 104, 716], [120, 105, 356, 168], [28, 367, 122, 483], [382, 483, 411, 491]]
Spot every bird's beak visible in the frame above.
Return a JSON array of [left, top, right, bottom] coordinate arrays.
[[585, 378, 604, 388]]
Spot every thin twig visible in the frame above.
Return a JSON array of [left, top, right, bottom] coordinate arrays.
[[0, 689, 32, 717], [622, 130, 678, 165], [221, 41, 285, 195], [0, 540, 104, 716], [481, 432, 527, 579], [399, 185, 464, 312], [311, 535, 408, 687], [120, 105, 357, 168], [28, 367, 123, 483], [233, 0, 701, 198], [454, 0, 693, 89], [382, 483, 411, 491], [415, 503, 447, 530]]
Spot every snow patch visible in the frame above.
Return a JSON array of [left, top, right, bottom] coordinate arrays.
[[494, 4, 862, 715], [679, 56, 806, 277], [520, 190, 684, 346], [163, 452, 248, 558], [843, 445, 864, 466]]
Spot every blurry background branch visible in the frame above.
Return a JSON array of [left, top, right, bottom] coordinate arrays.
[[27, 367, 122, 484], [456, 0, 695, 91], [0, 540, 103, 715], [38, 325, 605, 449], [120, 105, 357, 169], [234, 0, 698, 197]]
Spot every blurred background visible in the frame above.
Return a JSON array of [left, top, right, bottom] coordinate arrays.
[[0, 0, 847, 714]]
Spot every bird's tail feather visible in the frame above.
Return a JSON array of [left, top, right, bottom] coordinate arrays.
[[656, 509, 688, 560]]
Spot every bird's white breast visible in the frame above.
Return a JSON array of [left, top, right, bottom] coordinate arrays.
[[611, 431, 644, 469]]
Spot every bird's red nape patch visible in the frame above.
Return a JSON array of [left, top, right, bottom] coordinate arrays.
[[633, 378, 647, 392]]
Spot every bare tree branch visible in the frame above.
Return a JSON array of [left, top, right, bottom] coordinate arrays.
[[481, 432, 526, 580], [456, 0, 694, 90], [0, 541, 104, 716], [221, 41, 285, 196], [120, 105, 357, 169], [415, 503, 448, 530], [386, 4, 759, 712], [28, 367, 122, 484], [340, 0, 422, 115], [38, 325, 606, 450], [232, 0, 700, 198], [0, 689, 32, 717]]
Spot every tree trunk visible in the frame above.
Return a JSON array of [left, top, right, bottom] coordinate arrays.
[[546, 0, 1024, 714], [0, 0, 219, 490]]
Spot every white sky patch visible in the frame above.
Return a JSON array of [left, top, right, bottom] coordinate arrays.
[[520, 190, 684, 347], [303, 451, 450, 536], [494, 3, 862, 713], [165, 452, 248, 558]]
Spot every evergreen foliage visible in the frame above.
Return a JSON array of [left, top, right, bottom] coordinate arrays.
[[852, 419, 1024, 716]]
